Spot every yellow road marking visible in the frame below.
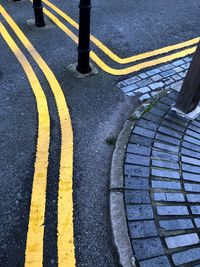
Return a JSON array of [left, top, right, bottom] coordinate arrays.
[[43, 0, 199, 65], [0, 21, 50, 266], [42, 8, 196, 75], [0, 6, 75, 267]]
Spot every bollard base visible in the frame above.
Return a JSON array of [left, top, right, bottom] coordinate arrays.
[[27, 18, 55, 31], [171, 105, 200, 120], [66, 62, 99, 78]]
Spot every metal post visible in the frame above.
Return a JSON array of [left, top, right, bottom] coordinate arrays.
[[77, 0, 92, 74], [175, 42, 200, 113], [33, 0, 46, 27]]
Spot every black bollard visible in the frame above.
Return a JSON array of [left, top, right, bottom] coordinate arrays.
[[33, 0, 46, 27], [76, 0, 92, 74], [175, 42, 200, 113]]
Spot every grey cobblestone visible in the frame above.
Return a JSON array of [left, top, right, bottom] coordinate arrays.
[[169, 80, 183, 92], [160, 64, 174, 71], [132, 237, 165, 260], [156, 102, 170, 111], [183, 172, 200, 182], [154, 192, 184, 202], [165, 114, 188, 126], [152, 160, 179, 170], [139, 93, 151, 101], [186, 129, 200, 139], [137, 78, 153, 87], [136, 119, 159, 131], [187, 194, 200, 202], [172, 59, 185, 66], [151, 74, 163, 82], [171, 74, 181, 81], [125, 176, 149, 190], [130, 134, 152, 147], [121, 83, 139, 93], [184, 135, 200, 145], [165, 233, 199, 249], [134, 86, 150, 94], [156, 206, 189, 216], [182, 141, 200, 153], [126, 204, 154, 220], [139, 73, 148, 79], [172, 248, 200, 265], [142, 112, 162, 124], [124, 164, 149, 177], [125, 190, 150, 204], [146, 68, 161, 76], [173, 66, 183, 73], [132, 126, 155, 139], [158, 126, 182, 139], [181, 148, 200, 160], [194, 218, 200, 227], [189, 123, 200, 133], [153, 142, 179, 153], [149, 82, 164, 90], [152, 180, 181, 190], [124, 76, 141, 85], [150, 107, 166, 117], [182, 163, 200, 173], [184, 183, 200, 193], [161, 69, 175, 78], [191, 119, 200, 128], [152, 149, 179, 161], [182, 156, 200, 166], [152, 168, 180, 179], [127, 143, 151, 156], [162, 120, 185, 133], [159, 219, 193, 230], [139, 256, 170, 267], [190, 206, 200, 215], [165, 77, 175, 85], [129, 220, 158, 238], [155, 133, 180, 145], [125, 154, 150, 166]]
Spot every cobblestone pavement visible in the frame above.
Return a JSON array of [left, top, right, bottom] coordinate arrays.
[[118, 56, 192, 101], [117, 57, 200, 266]]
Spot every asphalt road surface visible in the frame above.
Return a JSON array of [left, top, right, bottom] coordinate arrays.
[[0, 0, 200, 267]]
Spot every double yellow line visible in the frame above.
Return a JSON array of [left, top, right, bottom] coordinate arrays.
[[42, 0, 198, 75], [0, 6, 75, 267]]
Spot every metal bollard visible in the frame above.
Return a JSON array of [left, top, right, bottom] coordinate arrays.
[[33, 0, 46, 27], [76, 0, 92, 74]]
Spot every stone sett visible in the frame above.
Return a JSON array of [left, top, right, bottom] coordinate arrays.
[[128, 220, 158, 238], [152, 180, 181, 190], [136, 119, 159, 131], [132, 237, 165, 260], [156, 206, 189, 216], [139, 256, 170, 267], [125, 176, 149, 190], [172, 248, 200, 265], [125, 154, 150, 166], [152, 159, 179, 170], [152, 168, 180, 179], [159, 219, 193, 231], [126, 143, 151, 156], [154, 192, 185, 202], [165, 233, 199, 249], [126, 204, 154, 220], [125, 190, 150, 204]]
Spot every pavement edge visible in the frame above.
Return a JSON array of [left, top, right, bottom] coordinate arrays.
[[109, 89, 171, 267]]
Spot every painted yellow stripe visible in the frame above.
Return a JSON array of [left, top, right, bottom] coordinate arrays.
[[43, 0, 199, 64], [42, 8, 196, 75], [0, 6, 75, 267], [0, 22, 50, 266]]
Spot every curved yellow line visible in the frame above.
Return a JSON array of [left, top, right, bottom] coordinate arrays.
[[0, 6, 75, 267], [43, 0, 199, 65], [43, 8, 196, 76], [0, 22, 50, 266]]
